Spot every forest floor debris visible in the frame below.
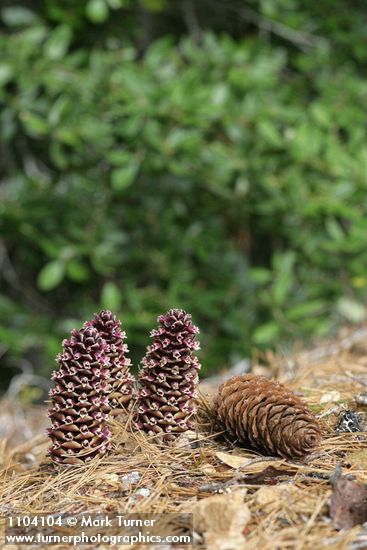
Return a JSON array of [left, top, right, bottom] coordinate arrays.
[[2, 326, 367, 548]]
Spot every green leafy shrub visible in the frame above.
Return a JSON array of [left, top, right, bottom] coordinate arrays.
[[1, 2, 367, 383]]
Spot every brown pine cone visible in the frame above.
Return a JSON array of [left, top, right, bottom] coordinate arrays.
[[212, 374, 321, 459]]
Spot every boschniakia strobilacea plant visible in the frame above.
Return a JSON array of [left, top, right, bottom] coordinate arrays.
[[86, 310, 135, 414], [47, 326, 112, 465], [136, 308, 201, 442]]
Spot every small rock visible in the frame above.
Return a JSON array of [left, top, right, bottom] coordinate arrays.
[[255, 485, 299, 512], [216, 451, 248, 469], [132, 487, 150, 502], [120, 471, 140, 489], [193, 490, 250, 541], [335, 410, 364, 433], [320, 391, 341, 404], [345, 450, 367, 470], [355, 393, 367, 406], [200, 464, 216, 476], [204, 532, 248, 550], [251, 365, 271, 378], [95, 472, 121, 491]]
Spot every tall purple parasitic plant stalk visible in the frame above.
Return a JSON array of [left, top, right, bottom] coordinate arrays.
[[86, 310, 135, 414], [136, 308, 201, 442]]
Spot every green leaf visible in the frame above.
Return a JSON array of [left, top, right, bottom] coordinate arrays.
[[325, 218, 345, 241], [101, 282, 121, 310], [1, 7, 36, 26], [352, 276, 367, 289], [249, 268, 272, 285], [18, 26, 47, 46], [19, 112, 49, 137], [106, 150, 132, 166], [337, 297, 366, 323], [0, 64, 13, 86], [272, 251, 295, 305], [111, 163, 138, 190], [310, 103, 331, 127], [234, 176, 249, 197], [44, 24, 72, 60], [292, 123, 322, 160], [49, 142, 68, 169], [48, 96, 70, 126], [253, 322, 280, 344], [67, 260, 89, 282], [86, 0, 109, 23], [106, 0, 127, 8], [257, 120, 281, 146], [141, 0, 167, 12], [287, 301, 325, 321], [37, 261, 65, 291]]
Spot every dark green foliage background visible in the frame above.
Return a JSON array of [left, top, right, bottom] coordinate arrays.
[[1, 0, 367, 385]]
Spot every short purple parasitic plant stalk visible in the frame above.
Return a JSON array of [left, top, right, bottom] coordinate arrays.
[[136, 308, 201, 442]]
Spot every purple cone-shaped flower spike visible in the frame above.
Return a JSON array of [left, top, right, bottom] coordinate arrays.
[[86, 310, 135, 415], [47, 326, 112, 465], [136, 308, 201, 442]]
